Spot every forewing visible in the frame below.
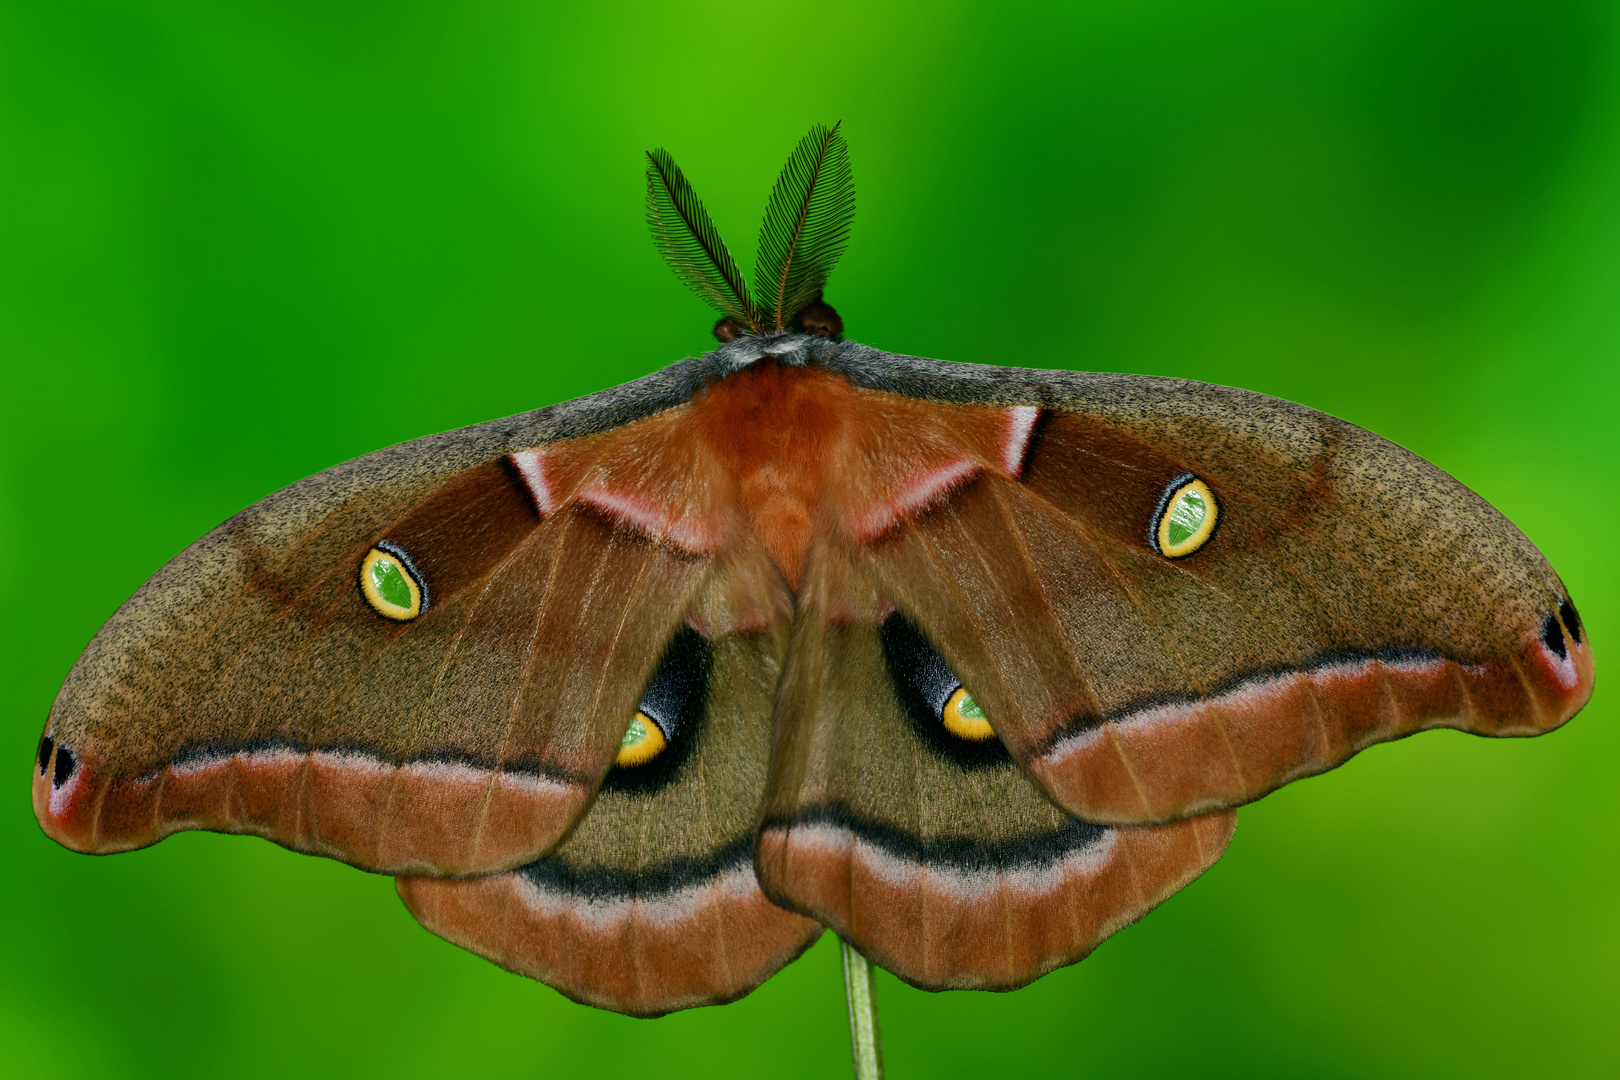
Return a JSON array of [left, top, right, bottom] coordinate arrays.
[[33, 368, 735, 875], [824, 344, 1594, 823]]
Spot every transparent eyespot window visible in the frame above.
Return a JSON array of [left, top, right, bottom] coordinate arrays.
[[359, 546, 424, 620], [1155, 477, 1219, 558]]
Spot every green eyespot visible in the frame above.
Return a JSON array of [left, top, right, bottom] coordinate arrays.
[[359, 544, 425, 621], [1154, 476, 1219, 558]]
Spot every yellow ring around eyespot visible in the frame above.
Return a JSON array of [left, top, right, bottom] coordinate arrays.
[[615, 712, 668, 768], [359, 547, 423, 621], [942, 687, 996, 741], [1156, 478, 1219, 558]]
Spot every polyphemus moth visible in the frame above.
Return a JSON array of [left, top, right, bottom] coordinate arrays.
[[32, 123, 1594, 1019]]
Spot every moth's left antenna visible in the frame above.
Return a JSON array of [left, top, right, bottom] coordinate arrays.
[[755, 121, 855, 334]]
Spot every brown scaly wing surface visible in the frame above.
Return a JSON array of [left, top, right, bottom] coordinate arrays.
[[399, 554, 822, 1017], [31, 361, 737, 876], [31, 332, 1594, 1009], [820, 342, 1595, 824], [755, 540, 1234, 991]]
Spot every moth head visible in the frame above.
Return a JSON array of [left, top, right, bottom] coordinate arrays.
[[647, 123, 854, 340], [713, 296, 842, 343]]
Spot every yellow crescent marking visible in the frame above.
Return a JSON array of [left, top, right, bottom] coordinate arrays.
[[615, 712, 668, 768], [359, 547, 423, 621], [942, 686, 996, 741], [1157, 478, 1219, 558]]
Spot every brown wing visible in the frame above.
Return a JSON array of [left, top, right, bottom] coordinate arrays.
[[32, 368, 737, 876], [821, 346, 1593, 824], [398, 554, 822, 1017], [754, 541, 1234, 990], [33, 333, 1594, 1006]]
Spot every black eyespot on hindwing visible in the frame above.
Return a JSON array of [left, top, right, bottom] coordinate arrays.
[[37, 735, 53, 778], [603, 626, 713, 793], [1559, 597, 1583, 646], [637, 626, 709, 746], [52, 743, 76, 789], [879, 612, 1010, 769], [1541, 612, 1568, 661]]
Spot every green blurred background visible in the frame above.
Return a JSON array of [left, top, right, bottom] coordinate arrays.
[[2, 0, 1615, 1076]]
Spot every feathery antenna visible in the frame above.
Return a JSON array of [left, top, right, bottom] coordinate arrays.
[[645, 124, 854, 338], [755, 122, 855, 333], [645, 148, 758, 331]]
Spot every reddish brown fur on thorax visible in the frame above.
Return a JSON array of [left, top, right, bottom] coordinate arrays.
[[532, 359, 1021, 592], [691, 361, 861, 587]]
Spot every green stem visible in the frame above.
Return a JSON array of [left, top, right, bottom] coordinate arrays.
[[839, 936, 885, 1080]]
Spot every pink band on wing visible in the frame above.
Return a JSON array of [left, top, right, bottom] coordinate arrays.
[[852, 457, 980, 542], [1000, 406, 1040, 476], [577, 486, 716, 555], [509, 450, 557, 515]]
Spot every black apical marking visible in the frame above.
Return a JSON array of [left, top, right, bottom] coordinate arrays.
[[1559, 598, 1584, 646], [37, 735, 53, 778], [1541, 612, 1568, 661], [52, 743, 76, 789], [880, 613, 1010, 769]]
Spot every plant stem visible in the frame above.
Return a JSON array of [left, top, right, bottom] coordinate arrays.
[[839, 936, 884, 1080]]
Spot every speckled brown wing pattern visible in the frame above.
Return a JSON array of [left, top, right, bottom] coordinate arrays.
[[31, 334, 1594, 1017], [846, 397, 1592, 826], [33, 429, 717, 876]]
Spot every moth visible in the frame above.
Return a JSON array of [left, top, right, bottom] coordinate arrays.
[[32, 123, 1594, 1018]]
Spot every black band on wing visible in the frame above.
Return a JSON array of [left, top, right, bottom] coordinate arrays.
[[762, 804, 1107, 875], [515, 833, 754, 902], [879, 612, 1010, 769]]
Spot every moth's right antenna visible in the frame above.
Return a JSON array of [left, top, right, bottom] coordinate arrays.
[[644, 148, 760, 334]]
